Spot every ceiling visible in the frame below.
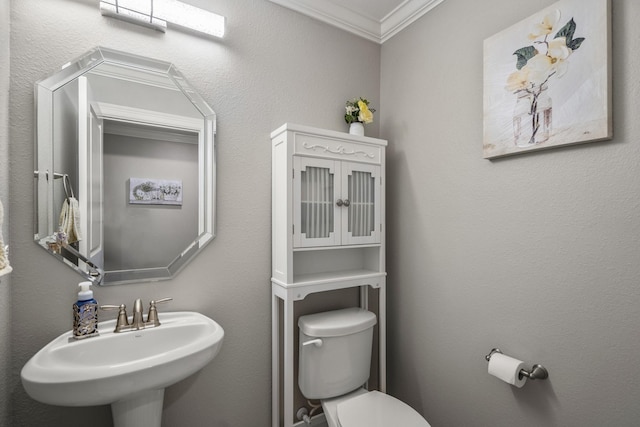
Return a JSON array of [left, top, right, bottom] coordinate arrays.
[[267, 0, 446, 44]]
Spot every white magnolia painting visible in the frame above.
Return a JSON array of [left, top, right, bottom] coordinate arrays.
[[129, 178, 183, 206], [483, 0, 611, 159]]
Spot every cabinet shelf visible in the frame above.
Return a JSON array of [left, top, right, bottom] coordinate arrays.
[[272, 270, 385, 303], [274, 269, 385, 288], [292, 243, 380, 252]]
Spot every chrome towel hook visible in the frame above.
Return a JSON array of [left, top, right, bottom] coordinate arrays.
[[62, 174, 75, 200], [485, 348, 549, 381]]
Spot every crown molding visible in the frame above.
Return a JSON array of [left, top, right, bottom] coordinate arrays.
[[268, 0, 446, 44], [380, 0, 445, 42]]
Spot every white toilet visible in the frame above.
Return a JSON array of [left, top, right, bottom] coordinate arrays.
[[298, 307, 431, 427]]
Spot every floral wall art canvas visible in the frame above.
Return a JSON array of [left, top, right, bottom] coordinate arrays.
[[129, 178, 183, 206], [483, 0, 611, 159]]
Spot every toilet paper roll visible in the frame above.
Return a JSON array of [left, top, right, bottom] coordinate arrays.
[[488, 353, 527, 388]]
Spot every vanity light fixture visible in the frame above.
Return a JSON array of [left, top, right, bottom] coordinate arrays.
[[100, 0, 225, 38]]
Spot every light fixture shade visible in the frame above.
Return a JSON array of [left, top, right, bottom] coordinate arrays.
[[155, 0, 226, 38], [100, 0, 225, 38], [100, 0, 167, 32]]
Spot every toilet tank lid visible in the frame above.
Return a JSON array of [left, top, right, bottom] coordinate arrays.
[[298, 308, 377, 337]]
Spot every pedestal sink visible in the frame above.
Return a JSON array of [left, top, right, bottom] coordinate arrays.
[[21, 311, 224, 427]]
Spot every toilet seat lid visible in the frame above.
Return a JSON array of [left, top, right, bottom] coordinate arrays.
[[337, 391, 430, 427]]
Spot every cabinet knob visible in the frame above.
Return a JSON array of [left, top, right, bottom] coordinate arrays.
[[342, 199, 350, 207], [336, 199, 344, 207]]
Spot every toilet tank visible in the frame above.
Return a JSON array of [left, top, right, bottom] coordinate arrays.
[[298, 308, 377, 400]]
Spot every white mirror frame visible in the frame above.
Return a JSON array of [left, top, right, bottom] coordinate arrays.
[[34, 47, 216, 285]]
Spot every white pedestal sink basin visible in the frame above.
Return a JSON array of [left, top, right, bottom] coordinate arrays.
[[21, 311, 224, 427]]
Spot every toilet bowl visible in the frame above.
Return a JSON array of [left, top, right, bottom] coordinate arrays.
[[298, 308, 430, 427], [321, 388, 430, 427]]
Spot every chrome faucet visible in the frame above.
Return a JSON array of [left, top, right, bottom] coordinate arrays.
[[100, 298, 172, 333]]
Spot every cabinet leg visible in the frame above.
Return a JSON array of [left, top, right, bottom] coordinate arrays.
[[379, 284, 386, 392], [284, 297, 295, 427], [272, 293, 280, 427]]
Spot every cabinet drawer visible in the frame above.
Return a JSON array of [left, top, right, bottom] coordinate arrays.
[[294, 133, 381, 164]]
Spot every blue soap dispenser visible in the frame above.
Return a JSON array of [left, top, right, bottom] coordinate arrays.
[[73, 281, 98, 339]]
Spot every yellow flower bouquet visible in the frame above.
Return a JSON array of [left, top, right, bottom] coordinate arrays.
[[344, 97, 375, 124]]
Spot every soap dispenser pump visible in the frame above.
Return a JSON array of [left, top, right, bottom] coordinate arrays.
[[73, 281, 98, 339]]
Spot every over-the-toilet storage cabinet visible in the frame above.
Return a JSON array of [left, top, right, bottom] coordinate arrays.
[[271, 123, 387, 427]]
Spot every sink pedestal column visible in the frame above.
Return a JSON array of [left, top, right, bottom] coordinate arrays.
[[111, 389, 164, 427]]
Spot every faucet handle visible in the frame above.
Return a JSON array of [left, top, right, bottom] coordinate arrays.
[[99, 304, 122, 310], [100, 304, 130, 332], [146, 298, 173, 327]]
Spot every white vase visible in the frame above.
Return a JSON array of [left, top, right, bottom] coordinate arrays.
[[349, 122, 364, 136]]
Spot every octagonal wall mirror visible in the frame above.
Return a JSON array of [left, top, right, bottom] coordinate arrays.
[[34, 47, 216, 285]]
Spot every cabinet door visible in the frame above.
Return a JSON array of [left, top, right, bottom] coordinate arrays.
[[341, 162, 381, 245], [293, 157, 340, 248]]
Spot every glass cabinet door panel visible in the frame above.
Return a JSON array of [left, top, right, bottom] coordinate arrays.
[[343, 162, 380, 245], [301, 166, 334, 238], [348, 170, 375, 237], [294, 157, 340, 247]]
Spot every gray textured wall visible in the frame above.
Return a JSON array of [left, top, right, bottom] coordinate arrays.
[[8, 0, 380, 425], [1, 0, 11, 425], [102, 134, 199, 271], [381, 0, 640, 425]]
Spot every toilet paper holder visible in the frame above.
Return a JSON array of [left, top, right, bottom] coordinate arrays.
[[485, 348, 549, 381]]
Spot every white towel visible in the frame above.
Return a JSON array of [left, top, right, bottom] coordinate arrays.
[[59, 197, 82, 244], [0, 199, 12, 277]]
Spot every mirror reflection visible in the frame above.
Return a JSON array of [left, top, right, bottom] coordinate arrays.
[[34, 47, 216, 285]]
